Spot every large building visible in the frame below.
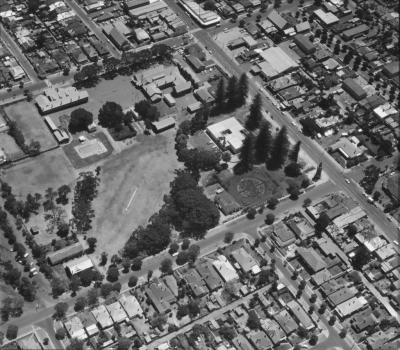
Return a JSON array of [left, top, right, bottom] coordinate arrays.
[[206, 117, 246, 153], [257, 47, 299, 80], [35, 86, 88, 115], [342, 78, 367, 101], [178, 0, 220, 27], [47, 242, 84, 266]]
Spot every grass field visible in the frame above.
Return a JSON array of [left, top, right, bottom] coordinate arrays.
[[63, 132, 113, 169], [91, 131, 181, 255], [4, 101, 58, 152], [0, 133, 23, 160], [1, 148, 76, 196]]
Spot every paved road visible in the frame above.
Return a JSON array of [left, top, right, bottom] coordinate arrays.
[[63, 0, 121, 59], [191, 28, 399, 244], [0, 23, 39, 83]]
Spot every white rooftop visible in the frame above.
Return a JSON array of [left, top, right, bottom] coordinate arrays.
[[206, 117, 246, 152], [64, 255, 93, 275]]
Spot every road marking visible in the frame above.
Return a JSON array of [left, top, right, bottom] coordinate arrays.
[[124, 187, 137, 212]]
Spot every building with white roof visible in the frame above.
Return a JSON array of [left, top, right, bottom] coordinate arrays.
[[35, 86, 88, 115], [313, 9, 339, 26], [373, 103, 397, 119], [106, 301, 128, 323], [178, 0, 220, 26], [212, 255, 239, 282], [64, 255, 93, 277], [91, 305, 113, 329], [336, 296, 367, 319], [257, 47, 299, 80], [64, 316, 86, 340], [119, 294, 143, 318], [9, 65, 25, 80], [206, 117, 246, 153]]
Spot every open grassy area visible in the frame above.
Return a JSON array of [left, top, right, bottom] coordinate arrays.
[[91, 131, 180, 255], [0, 133, 23, 160], [63, 131, 113, 169], [4, 101, 58, 152], [1, 148, 76, 196]]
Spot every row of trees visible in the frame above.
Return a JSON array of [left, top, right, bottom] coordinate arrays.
[[8, 120, 41, 156]]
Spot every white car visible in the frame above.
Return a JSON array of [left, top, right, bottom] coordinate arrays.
[[393, 240, 399, 246], [345, 179, 351, 184]]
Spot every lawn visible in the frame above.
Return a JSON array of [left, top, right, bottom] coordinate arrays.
[[63, 131, 113, 169], [1, 148, 77, 196], [4, 101, 58, 152], [0, 133, 23, 160], [91, 131, 181, 255]]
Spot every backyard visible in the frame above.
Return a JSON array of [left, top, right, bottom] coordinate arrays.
[[91, 131, 181, 255], [4, 101, 58, 152]]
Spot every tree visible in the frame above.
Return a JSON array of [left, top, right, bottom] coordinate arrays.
[[187, 244, 200, 263], [219, 325, 236, 340], [297, 325, 308, 339], [284, 162, 302, 177], [117, 337, 132, 350], [74, 297, 87, 312], [309, 334, 318, 345], [69, 275, 81, 295], [27, 0, 40, 13], [87, 288, 98, 306], [224, 231, 234, 244], [56, 328, 66, 340], [255, 121, 272, 163], [247, 310, 261, 330], [147, 270, 153, 282], [168, 242, 179, 255], [6, 325, 18, 340], [289, 141, 301, 163], [236, 134, 255, 173], [190, 110, 208, 134], [128, 275, 138, 287], [246, 93, 263, 130], [176, 251, 189, 265], [177, 304, 189, 319], [339, 328, 347, 338], [56, 185, 71, 205], [265, 213, 275, 224], [257, 270, 271, 285], [224, 281, 238, 300], [86, 237, 97, 253], [352, 245, 370, 270], [130, 257, 142, 271], [315, 212, 330, 232], [181, 238, 191, 250], [160, 258, 173, 274], [101, 283, 114, 298], [347, 224, 357, 237], [66, 338, 84, 350], [106, 266, 119, 282], [98, 101, 124, 129], [51, 277, 67, 297], [188, 299, 200, 318], [303, 198, 312, 207], [329, 315, 336, 326], [203, 0, 216, 10], [247, 207, 256, 219], [53, 302, 69, 320], [18, 277, 36, 302], [313, 162, 322, 181], [268, 126, 290, 169], [318, 302, 327, 314], [238, 73, 249, 106], [214, 78, 226, 112], [267, 197, 279, 209], [287, 183, 301, 200], [68, 108, 93, 133], [226, 75, 238, 108]]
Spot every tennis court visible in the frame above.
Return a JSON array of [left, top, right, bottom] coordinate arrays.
[[75, 139, 107, 159]]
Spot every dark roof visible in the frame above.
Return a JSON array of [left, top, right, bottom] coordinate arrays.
[[109, 27, 128, 48], [383, 61, 399, 77], [215, 191, 241, 215], [47, 242, 83, 265], [342, 24, 369, 40], [267, 10, 288, 30], [294, 34, 315, 54], [342, 78, 367, 101]]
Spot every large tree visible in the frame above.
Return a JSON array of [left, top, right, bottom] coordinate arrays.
[[68, 108, 93, 133], [236, 134, 255, 173], [214, 78, 226, 112], [254, 121, 272, 163], [268, 126, 289, 170], [226, 75, 238, 108], [289, 141, 301, 163], [246, 93, 263, 130], [98, 101, 124, 129], [238, 73, 249, 106]]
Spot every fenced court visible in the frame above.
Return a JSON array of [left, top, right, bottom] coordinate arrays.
[[75, 139, 107, 159]]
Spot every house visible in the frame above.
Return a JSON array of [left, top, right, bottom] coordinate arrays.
[[187, 55, 205, 72], [180, 268, 209, 297], [287, 300, 314, 330], [274, 310, 297, 334], [335, 296, 368, 319], [173, 80, 192, 96], [261, 319, 285, 345], [143, 84, 162, 103], [163, 275, 179, 297], [79, 312, 99, 337], [293, 34, 316, 55], [383, 61, 399, 78], [196, 260, 224, 291], [382, 172, 400, 203], [119, 293, 143, 318], [47, 242, 84, 265], [295, 22, 311, 33], [267, 10, 288, 31], [163, 93, 176, 107], [212, 255, 239, 282], [91, 305, 113, 329], [64, 255, 93, 277], [342, 24, 369, 41], [206, 117, 246, 153], [232, 334, 254, 350], [247, 330, 272, 350], [17, 333, 42, 350], [342, 78, 367, 101], [106, 301, 128, 323], [194, 87, 215, 105], [151, 116, 175, 133], [350, 308, 378, 333], [258, 47, 299, 80], [134, 28, 150, 43], [64, 316, 86, 340], [272, 221, 296, 247], [146, 280, 176, 313], [297, 247, 327, 274], [106, 27, 130, 50], [329, 137, 367, 168], [215, 191, 241, 215], [313, 9, 339, 26], [327, 286, 358, 307], [231, 247, 260, 274]]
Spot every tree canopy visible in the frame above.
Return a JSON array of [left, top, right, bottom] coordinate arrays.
[[68, 108, 93, 133]]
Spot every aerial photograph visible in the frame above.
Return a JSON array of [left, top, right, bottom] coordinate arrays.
[[0, 0, 398, 349]]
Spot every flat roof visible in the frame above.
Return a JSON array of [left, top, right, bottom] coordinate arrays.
[[206, 117, 245, 152], [64, 255, 93, 275], [106, 301, 128, 323], [119, 293, 143, 318], [258, 46, 299, 79], [47, 242, 83, 265], [297, 247, 327, 273], [313, 9, 339, 25], [231, 247, 258, 273]]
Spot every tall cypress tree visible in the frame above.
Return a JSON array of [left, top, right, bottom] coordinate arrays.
[[245, 93, 263, 131], [215, 78, 225, 112], [268, 126, 289, 170], [237, 134, 255, 173], [313, 162, 322, 181], [289, 141, 301, 163], [226, 75, 238, 108], [238, 73, 249, 106], [255, 121, 272, 163]]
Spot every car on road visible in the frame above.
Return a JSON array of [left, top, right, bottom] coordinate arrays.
[[393, 240, 399, 246], [345, 178, 351, 184]]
